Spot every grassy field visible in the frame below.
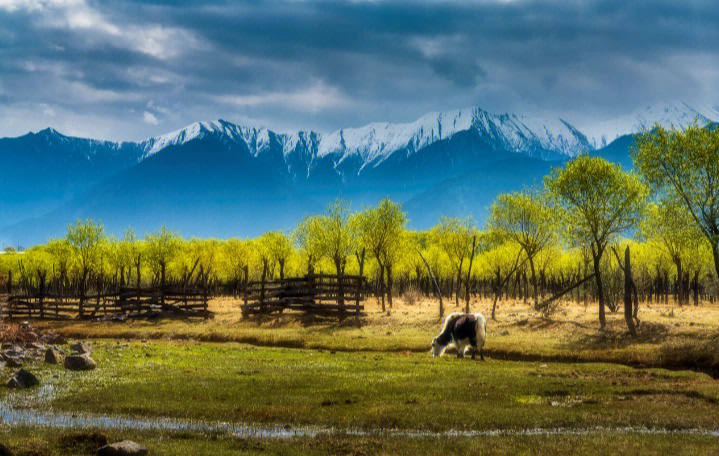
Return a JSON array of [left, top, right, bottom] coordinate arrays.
[[2, 427, 719, 456], [34, 296, 719, 374], [1, 297, 718, 455]]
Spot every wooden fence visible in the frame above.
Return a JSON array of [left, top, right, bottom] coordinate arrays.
[[1, 286, 211, 321], [241, 274, 366, 319]]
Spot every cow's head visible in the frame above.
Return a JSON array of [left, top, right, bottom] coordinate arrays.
[[431, 336, 443, 357]]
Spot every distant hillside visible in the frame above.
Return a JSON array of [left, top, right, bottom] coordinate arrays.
[[0, 102, 715, 246]]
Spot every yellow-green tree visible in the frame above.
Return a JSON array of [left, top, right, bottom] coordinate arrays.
[[546, 156, 647, 328], [488, 190, 556, 309], [145, 225, 181, 286], [259, 232, 293, 279], [66, 219, 106, 293], [641, 199, 704, 304], [355, 198, 407, 310], [430, 216, 477, 308], [634, 125, 719, 277], [293, 215, 325, 274]]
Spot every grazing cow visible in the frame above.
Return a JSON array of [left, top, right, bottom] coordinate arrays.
[[431, 312, 487, 360]]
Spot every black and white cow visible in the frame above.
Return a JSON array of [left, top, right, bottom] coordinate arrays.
[[431, 312, 487, 360]]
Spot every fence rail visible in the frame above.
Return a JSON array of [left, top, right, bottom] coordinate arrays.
[[1, 286, 211, 321], [241, 274, 366, 319]]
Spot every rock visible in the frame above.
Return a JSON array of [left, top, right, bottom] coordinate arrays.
[[27, 342, 45, 350], [0, 442, 14, 456], [3, 349, 25, 360], [97, 440, 148, 456], [64, 353, 97, 371], [45, 334, 67, 345], [70, 342, 92, 354], [4, 357, 22, 368], [45, 347, 63, 364], [1, 342, 13, 350], [7, 369, 39, 388], [500, 329, 510, 336]]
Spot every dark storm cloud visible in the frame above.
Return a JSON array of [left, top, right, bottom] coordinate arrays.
[[0, 0, 717, 141]]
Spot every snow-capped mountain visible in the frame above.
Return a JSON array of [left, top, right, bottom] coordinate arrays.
[[139, 107, 592, 171], [0, 102, 714, 245], [582, 101, 719, 149]]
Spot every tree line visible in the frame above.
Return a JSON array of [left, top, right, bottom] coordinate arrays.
[[1, 126, 718, 328]]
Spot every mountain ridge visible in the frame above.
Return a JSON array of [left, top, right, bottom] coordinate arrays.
[[0, 101, 716, 246]]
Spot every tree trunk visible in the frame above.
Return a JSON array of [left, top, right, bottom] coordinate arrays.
[[334, 257, 342, 276], [464, 235, 476, 313], [378, 260, 386, 312], [386, 263, 393, 309], [491, 267, 501, 320], [674, 256, 682, 305], [624, 247, 636, 337], [712, 241, 719, 282], [260, 260, 268, 312], [592, 245, 606, 329], [356, 248, 365, 279], [529, 255, 539, 310]]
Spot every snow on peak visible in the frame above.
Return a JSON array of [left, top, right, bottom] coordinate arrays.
[[142, 120, 221, 155], [136, 101, 717, 167], [317, 108, 476, 163], [141, 119, 276, 156], [315, 107, 589, 165], [582, 101, 719, 149]]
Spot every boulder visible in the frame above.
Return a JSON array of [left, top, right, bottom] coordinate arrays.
[[45, 347, 63, 364], [0, 442, 14, 456], [2, 348, 25, 359], [97, 440, 148, 456], [27, 342, 45, 350], [70, 342, 92, 354], [4, 357, 22, 368], [64, 353, 97, 371], [6, 369, 39, 388], [45, 334, 67, 345]]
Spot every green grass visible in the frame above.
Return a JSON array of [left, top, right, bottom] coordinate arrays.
[[2, 340, 719, 432], [1, 426, 718, 456], [33, 298, 719, 376], [6, 299, 719, 454]]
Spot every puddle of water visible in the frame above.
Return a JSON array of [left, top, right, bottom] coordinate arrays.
[[1, 401, 718, 439]]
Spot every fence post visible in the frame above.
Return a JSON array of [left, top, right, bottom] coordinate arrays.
[[203, 270, 209, 319], [355, 276, 361, 326], [161, 263, 166, 311], [6, 270, 12, 319], [260, 260, 267, 312], [38, 272, 45, 319], [338, 274, 345, 313]]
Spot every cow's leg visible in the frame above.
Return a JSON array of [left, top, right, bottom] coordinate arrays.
[[480, 347, 484, 361]]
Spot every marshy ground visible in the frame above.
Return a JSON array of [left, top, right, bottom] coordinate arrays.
[[1, 297, 718, 455]]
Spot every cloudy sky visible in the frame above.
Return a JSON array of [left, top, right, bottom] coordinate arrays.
[[0, 0, 717, 141]]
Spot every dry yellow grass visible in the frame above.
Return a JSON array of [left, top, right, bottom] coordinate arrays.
[[28, 294, 719, 376]]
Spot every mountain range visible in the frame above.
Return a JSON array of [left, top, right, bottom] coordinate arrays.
[[1, 102, 717, 247]]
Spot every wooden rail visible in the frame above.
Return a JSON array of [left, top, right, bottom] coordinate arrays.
[[1, 286, 211, 321], [241, 274, 366, 319]]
